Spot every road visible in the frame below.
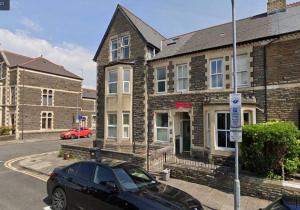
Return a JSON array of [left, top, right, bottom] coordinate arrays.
[[0, 138, 93, 210]]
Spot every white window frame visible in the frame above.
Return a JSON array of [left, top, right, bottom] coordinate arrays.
[[122, 112, 130, 139], [41, 111, 53, 130], [210, 59, 224, 89], [123, 69, 130, 94], [156, 67, 167, 94], [206, 112, 211, 148], [108, 70, 118, 95], [236, 54, 249, 87], [110, 39, 118, 62], [121, 36, 130, 59], [176, 64, 189, 92], [215, 112, 235, 151], [0, 62, 4, 79], [91, 115, 96, 129], [107, 113, 117, 138], [243, 111, 252, 125], [41, 89, 54, 106], [155, 112, 169, 143]]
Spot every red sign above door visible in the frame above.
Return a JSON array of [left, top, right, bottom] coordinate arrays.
[[176, 101, 191, 109]]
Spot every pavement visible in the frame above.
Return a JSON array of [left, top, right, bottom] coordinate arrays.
[[11, 151, 271, 210]]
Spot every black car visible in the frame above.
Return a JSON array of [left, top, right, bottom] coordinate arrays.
[[47, 160, 203, 210], [261, 194, 300, 210]]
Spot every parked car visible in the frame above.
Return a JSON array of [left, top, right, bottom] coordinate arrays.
[[47, 160, 203, 210], [60, 127, 92, 139], [261, 194, 299, 210]]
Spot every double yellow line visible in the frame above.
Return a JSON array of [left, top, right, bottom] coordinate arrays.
[[4, 152, 55, 182]]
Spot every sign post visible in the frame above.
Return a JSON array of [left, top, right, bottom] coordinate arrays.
[[231, 1, 241, 210]]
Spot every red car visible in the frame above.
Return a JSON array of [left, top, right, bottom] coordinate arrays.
[[60, 127, 92, 139]]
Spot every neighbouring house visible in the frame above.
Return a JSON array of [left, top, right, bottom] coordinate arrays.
[[0, 50, 96, 140], [94, 0, 300, 162]]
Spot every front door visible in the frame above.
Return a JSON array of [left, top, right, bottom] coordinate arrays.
[[182, 120, 191, 152]]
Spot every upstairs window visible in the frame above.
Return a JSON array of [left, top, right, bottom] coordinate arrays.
[[10, 87, 16, 105], [111, 39, 118, 61], [108, 71, 118, 94], [236, 55, 249, 87], [156, 67, 166, 93], [121, 36, 130, 59], [123, 70, 130, 94], [41, 112, 53, 130], [176, 64, 189, 92], [211, 59, 223, 88], [42, 89, 53, 106]]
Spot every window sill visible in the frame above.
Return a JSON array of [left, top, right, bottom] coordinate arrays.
[[215, 147, 235, 152]]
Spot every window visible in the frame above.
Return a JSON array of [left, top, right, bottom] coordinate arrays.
[[77, 162, 95, 181], [42, 89, 53, 106], [108, 113, 117, 138], [65, 163, 80, 176], [80, 116, 88, 127], [123, 70, 130, 93], [243, 111, 251, 125], [236, 55, 249, 87], [93, 166, 114, 184], [207, 113, 211, 148], [0, 63, 4, 79], [41, 112, 53, 130], [111, 39, 118, 61], [121, 36, 130, 59], [156, 113, 169, 142], [210, 59, 223, 88], [91, 115, 96, 129], [108, 71, 118, 94], [156, 67, 166, 93], [10, 87, 15, 105], [216, 113, 234, 149], [122, 112, 130, 138], [176, 64, 189, 92]]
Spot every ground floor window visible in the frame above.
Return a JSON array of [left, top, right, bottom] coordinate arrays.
[[108, 113, 117, 138], [41, 111, 53, 130], [206, 112, 211, 148], [156, 113, 169, 142], [91, 115, 96, 129], [80, 116, 88, 127], [216, 112, 234, 149], [122, 112, 130, 138], [243, 111, 251, 125]]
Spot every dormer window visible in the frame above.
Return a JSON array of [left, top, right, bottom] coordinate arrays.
[[121, 36, 130, 59], [111, 39, 118, 62]]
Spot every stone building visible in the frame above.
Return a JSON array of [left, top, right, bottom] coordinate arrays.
[[0, 50, 96, 140], [94, 0, 300, 160]]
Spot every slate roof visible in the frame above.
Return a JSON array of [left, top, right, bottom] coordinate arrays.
[[82, 88, 97, 99], [151, 2, 300, 61], [93, 4, 165, 61], [1, 51, 82, 80]]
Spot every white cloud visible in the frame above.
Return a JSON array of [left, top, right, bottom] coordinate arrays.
[[20, 17, 42, 32], [0, 28, 96, 88]]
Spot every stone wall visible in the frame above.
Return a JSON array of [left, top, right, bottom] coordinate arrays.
[[165, 163, 300, 201]]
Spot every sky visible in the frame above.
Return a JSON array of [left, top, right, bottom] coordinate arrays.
[[0, 0, 296, 88]]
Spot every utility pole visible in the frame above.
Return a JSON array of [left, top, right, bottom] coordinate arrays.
[[77, 69, 84, 141], [231, 0, 241, 210]]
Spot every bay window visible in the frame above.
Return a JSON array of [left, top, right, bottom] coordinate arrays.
[[176, 64, 188, 92], [211, 59, 223, 88], [108, 113, 117, 138], [108, 71, 118, 94], [123, 70, 130, 93], [216, 112, 234, 149], [156, 113, 169, 142], [122, 112, 130, 138]]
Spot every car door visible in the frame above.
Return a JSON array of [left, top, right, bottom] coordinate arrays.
[[87, 165, 124, 210]]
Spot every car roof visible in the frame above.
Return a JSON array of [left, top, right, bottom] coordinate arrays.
[[74, 159, 129, 168]]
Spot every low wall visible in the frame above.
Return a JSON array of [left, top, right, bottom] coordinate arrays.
[[61, 144, 91, 160], [0, 135, 15, 141], [164, 163, 300, 201]]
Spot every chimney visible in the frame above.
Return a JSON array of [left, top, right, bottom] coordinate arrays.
[[267, 0, 287, 14]]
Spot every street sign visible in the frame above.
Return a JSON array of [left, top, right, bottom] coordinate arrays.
[[230, 93, 242, 129], [230, 129, 242, 142]]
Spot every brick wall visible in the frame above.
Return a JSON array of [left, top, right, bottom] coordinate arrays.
[[189, 55, 207, 91]]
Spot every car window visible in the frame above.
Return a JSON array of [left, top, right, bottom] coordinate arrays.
[[77, 162, 96, 181], [93, 166, 114, 184], [65, 163, 80, 176]]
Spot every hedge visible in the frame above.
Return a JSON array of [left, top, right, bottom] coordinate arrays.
[[241, 122, 300, 177]]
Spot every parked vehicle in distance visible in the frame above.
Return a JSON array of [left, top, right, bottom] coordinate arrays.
[[47, 160, 203, 210], [60, 127, 92, 139], [261, 194, 299, 210]]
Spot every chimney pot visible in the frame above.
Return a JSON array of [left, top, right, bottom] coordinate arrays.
[[267, 0, 287, 14]]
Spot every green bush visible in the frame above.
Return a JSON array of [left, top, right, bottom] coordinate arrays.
[[0, 126, 12, 136], [241, 122, 300, 177]]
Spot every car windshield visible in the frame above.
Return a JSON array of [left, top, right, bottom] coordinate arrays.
[[113, 166, 157, 191]]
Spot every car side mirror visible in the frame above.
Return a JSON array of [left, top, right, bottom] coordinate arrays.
[[104, 181, 119, 193]]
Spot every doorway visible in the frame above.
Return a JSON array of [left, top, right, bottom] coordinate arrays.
[[175, 112, 191, 155]]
